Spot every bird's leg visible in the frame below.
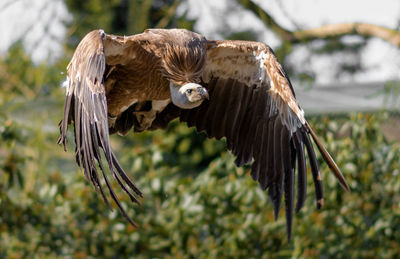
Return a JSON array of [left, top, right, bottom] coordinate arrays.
[[108, 114, 118, 128], [133, 110, 157, 132], [133, 99, 170, 132]]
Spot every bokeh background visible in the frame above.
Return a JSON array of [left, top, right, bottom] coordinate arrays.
[[1, 0, 400, 258]]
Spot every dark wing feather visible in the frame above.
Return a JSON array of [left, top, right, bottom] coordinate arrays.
[[293, 132, 307, 213], [283, 135, 295, 240], [151, 40, 349, 239], [58, 30, 142, 226], [177, 76, 301, 236], [302, 128, 324, 209], [234, 85, 259, 166]]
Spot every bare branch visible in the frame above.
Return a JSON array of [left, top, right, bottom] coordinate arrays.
[[238, 0, 400, 47], [294, 23, 400, 47], [238, 0, 294, 41], [0, 0, 24, 13]]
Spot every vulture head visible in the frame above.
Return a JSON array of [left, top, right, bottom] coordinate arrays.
[[169, 82, 209, 109], [153, 29, 209, 109]]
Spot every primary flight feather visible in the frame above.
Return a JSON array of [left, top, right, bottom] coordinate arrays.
[[58, 28, 349, 239]]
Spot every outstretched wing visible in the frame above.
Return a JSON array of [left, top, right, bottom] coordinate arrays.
[[151, 40, 349, 239], [58, 30, 142, 226]]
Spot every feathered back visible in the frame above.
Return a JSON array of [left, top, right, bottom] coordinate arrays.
[[147, 29, 207, 85]]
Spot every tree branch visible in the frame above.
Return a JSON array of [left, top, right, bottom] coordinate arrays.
[[238, 0, 400, 47], [294, 23, 400, 46], [238, 0, 294, 41]]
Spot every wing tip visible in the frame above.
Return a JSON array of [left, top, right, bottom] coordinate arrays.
[[339, 178, 351, 192], [57, 135, 66, 150], [305, 121, 351, 192], [316, 198, 324, 210]]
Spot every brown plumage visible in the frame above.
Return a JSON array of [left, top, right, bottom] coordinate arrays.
[[58, 28, 350, 239]]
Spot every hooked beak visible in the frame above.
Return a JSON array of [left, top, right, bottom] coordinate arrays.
[[197, 87, 209, 100]]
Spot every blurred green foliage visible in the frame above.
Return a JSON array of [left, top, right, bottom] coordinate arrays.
[[65, 0, 193, 43], [1, 1, 400, 258]]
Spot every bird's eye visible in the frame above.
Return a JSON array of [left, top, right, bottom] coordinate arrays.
[[186, 89, 193, 94]]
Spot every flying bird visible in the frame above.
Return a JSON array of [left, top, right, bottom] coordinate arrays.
[[58, 28, 349, 239]]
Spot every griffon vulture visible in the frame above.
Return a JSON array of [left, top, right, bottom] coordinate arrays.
[[58, 29, 349, 238]]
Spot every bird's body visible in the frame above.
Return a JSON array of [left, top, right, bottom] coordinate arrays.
[[59, 28, 349, 239], [104, 29, 206, 114]]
